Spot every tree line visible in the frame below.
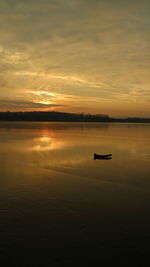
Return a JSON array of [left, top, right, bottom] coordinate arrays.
[[0, 111, 150, 123]]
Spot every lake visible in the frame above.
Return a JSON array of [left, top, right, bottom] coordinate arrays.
[[0, 122, 150, 266]]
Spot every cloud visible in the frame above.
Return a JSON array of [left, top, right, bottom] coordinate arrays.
[[0, 99, 63, 110], [0, 0, 150, 116]]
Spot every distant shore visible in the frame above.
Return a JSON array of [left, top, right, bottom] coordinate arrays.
[[0, 111, 150, 123]]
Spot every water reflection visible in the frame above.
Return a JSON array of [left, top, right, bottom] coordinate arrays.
[[29, 136, 65, 151], [0, 122, 150, 266], [0, 122, 150, 183]]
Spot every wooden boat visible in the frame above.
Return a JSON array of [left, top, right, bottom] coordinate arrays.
[[94, 153, 112, 160]]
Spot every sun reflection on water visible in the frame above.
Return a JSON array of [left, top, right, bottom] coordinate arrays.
[[28, 135, 65, 151]]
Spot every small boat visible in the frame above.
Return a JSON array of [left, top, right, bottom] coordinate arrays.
[[94, 153, 112, 160]]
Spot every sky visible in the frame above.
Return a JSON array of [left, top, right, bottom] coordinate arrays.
[[0, 0, 150, 117]]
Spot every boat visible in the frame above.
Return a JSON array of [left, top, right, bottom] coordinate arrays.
[[94, 153, 112, 160]]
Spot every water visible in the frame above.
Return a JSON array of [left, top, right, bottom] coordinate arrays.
[[0, 122, 150, 266]]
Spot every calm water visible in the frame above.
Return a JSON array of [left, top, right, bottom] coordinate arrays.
[[0, 122, 150, 266]]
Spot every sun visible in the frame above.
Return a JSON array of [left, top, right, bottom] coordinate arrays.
[[38, 101, 52, 105]]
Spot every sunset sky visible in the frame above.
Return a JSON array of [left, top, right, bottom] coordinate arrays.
[[0, 0, 150, 117]]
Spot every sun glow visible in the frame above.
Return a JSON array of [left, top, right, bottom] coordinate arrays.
[[38, 101, 52, 105], [28, 136, 65, 151]]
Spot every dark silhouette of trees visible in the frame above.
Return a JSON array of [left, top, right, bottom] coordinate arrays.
[[0, 111, 149, 122], [0, 111, 110, 122]]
